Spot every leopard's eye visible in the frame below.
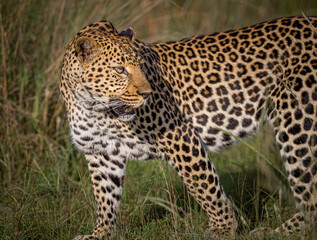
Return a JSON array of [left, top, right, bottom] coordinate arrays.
[[114, 66, 126, 74]]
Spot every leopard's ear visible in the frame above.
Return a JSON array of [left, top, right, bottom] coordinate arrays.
[[75, 36, 100, 63], [118, 27, 135, 42]]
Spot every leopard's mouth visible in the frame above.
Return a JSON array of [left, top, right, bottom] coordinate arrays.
[[108, 99, 142, 122], [111, 105, 136, 117]]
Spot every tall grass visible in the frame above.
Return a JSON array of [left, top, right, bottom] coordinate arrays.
[[0, 0, 316, 239]]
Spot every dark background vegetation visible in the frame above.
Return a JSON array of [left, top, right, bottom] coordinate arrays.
[[1, 0, 316, 239]]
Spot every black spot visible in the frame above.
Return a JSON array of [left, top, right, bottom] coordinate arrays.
[[293, 134, 308, 145], [183, 155, 191, 162], [193, 73, 204, 85], [193, 163, 200, 171], [293, 77, 303, 92], [288, 124, 301, 135], [80, 136, 93, 141], [295, 147, 308, 157], [306, 75, 317, 88], [294, 109, 303, 120], [106, 186, 112, 193], [194, 127, 203, 133], [200, 174, 206, 180], [204, 137, 216, 146], [222, 133, 231, 142], [201, 86, 213, 98], [278, 131, 289, 143], [193, 137, 199, 145], [302, 172, 311, 183], [227, 118, 239, 130], [90, 163, 100, 168], [228, 80, 241, 90], [219, 97, 230, 111], [232, 92, 244, 104], [248, 87, 260, 102], [256, 50, 267, 59], [208, 44, 219, 53], [229, 52, 238, 62], [183, 134, 191, 144], [196, 114, 208, 126], [208, 175, 214, 184], [216, 85, 228, 96], [291, 168, 302, 178], [207, 127, 219, 134], [173, 44, 184, 52], [301, 91, 309, 104], [109, 174, 121, 187], [237, 63, 247, 77], [185, 166, 192, 172], [210, 187, 216, 194], [303, 157, 311, 167], [238, 131, 246, 139], [217, 53, 226, 63], [303, 118, 313, 131], [101, 186, 107, 193], [111, 160, 124, 169], [212, 113, 225, 126], [192, 98, 204, 112], [284, 145, 293, 153], [305, 103, 314, 115], [192, 146, 199, 157], [185, 48, 196, 59], [112, 147, 119, 156], [199, 160, 206, 171], [287, 156, 297, 164], [312, 91, 317, 101], [256, 71, 268, 79], [242, 118, 252, 128], [300, 66, 312, 76], [207, 73, 221, 83], [245, 103, 255, 115], [229, 106, 242, 116], [295, 186, 305, 194], [94, 175, 102, 181], [187, 86, 198, 98], [303, 192, 310, 202]]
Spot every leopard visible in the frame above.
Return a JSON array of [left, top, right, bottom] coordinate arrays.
[[60, 16, 317, 239]]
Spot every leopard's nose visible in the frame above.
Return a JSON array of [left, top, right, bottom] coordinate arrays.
[[137, 90, 151, 99]]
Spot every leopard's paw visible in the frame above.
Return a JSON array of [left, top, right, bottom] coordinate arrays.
[[249, 227, 274, 238], [73, 235, 99, 240], [206, 228, 235, 239]]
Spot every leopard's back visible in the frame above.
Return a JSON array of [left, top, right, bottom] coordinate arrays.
[[146, 16, 317, 153]]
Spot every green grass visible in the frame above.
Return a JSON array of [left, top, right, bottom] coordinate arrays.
[[0, 0, 316, 239]]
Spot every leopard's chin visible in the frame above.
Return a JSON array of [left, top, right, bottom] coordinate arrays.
[[117, 114, 136, 122]]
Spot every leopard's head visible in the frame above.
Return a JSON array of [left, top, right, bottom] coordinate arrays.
[[61, 21, 151, 122]]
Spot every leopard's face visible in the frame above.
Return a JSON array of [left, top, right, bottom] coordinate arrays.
[[61, 28, 152, 122]]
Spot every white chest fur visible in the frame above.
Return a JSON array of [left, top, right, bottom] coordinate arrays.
[[69, 103, 156, 161]]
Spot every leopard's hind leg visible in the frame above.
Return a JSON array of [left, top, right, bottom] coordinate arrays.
[[269, 93, 317, 235]]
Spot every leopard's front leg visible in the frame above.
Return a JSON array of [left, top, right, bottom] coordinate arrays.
[[73, 154, 126, 240], [161, 125, 237, 237]]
